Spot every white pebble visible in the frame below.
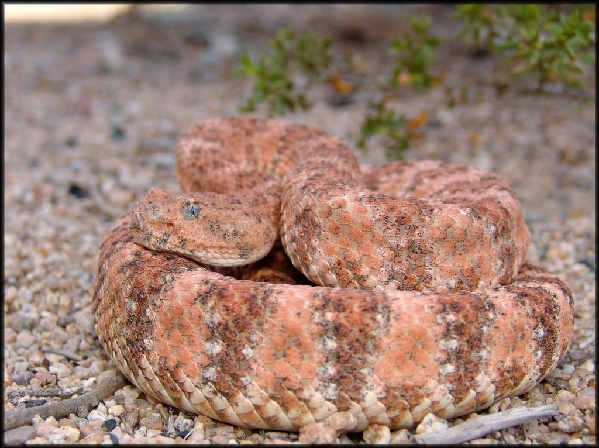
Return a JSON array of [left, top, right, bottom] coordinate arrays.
[[415, 413, 449, 435], [108, 404, 125, 416], [87, 409, 107, 423], [49, 362, 72, 377], [579, 359, 594, 374], [363, 424, 391, 444]]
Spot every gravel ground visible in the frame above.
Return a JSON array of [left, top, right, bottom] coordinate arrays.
[[4, 5, 595, 444]]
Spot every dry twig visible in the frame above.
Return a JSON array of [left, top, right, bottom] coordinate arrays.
[[8, 387, 86, 399], [40, 345, 82, 362], [4, 375, 128, 431], [89, 175, 126, 218], [411, 404, 559, 444]]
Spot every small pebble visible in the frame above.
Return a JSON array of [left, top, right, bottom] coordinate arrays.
[[112, 124, 126, 141], [140, 413, 165, 431], [4, 327, 17, 343], [105, 418, 117, 431], [79, 425, 95, 439], [363, 424, 391, 444], [390, 428, 412, 443], [33, 368, 54, 385], [415, 413, 449, 435], [65, 136, 78, 147], [29, 377, 43, 389], [12, 370, 34, 385], [3, 425, 37, 444], [108, 404, 125, 416], [68, 183, 88, 199], [178, 429, 191, 439], [49, 362, 72, 377]]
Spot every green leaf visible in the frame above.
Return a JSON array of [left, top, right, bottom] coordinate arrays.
[[555, 59, 583, 74], [526, 50, 540, 68], [566, 36, 587, 54], [544, 22, 563, 36], [579, 53, 595, 65], [241, 54, 258, 74]]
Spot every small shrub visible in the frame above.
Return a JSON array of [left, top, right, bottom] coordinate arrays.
[[456, 4, 595, 92], [234, 29, 331, 116], [235, 16, 443, 160], [390, 13, 443, 92], [358, 99, 411, 159]]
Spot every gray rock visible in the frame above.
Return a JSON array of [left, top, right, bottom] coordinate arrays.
[[3, 425, 37, 444], [11, 370, 34, 385]]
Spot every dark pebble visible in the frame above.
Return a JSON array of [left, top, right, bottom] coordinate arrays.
[[112, 125, 126, 141], [184, 31, 209, 46], [469, 47, 490, 59], [339, 28, 367, 45], [578, 257, 595, 271], [68, 183, 88, 199], [5, 277, 19, 288], [328, 92, 354, 108], [65, 136, 78, 147], [179, 429, 191, 439], [105, 418, 117, 431]]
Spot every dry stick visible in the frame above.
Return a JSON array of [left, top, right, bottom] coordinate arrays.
[[89, 175, 127, 218], [411, 404, 559, 445], [8, 387, 86, 399], [4, 375, 128, 431], [40, 345, 82, 362]]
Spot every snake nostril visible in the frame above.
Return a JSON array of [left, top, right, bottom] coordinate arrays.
[[183, 203, 201, 220]]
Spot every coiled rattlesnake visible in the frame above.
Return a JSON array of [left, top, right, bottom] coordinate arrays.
[[92, 117, 573, 431]]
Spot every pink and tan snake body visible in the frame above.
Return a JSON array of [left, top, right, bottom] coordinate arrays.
[[93, 117, 573, 431]]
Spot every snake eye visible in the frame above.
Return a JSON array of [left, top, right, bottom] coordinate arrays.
[[183, 203, 201, 219]]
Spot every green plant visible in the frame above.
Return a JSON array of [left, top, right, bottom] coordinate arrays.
[[505, 7, 595, 91], [455, 4, 500, 50], [456, 4, 595, 92], [390, 13, 443, 92], [235, 18, 442, 160], [354, 13, 439, 158], [357, 99, 411, 159], [234, 29, 332, 116]]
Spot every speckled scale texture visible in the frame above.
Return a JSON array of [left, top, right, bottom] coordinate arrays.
[[92, 117, 573, 431]]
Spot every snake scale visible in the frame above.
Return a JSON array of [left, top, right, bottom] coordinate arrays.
[[92, 117, 573, 432]]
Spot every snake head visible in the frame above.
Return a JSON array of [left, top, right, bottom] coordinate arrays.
[[129, 188, 277, 267]]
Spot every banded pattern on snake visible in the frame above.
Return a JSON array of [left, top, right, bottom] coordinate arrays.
[[92, 117, 573, 431]]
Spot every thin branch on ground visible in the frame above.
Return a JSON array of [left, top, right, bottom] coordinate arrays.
[[411, 404, 559, 444], [89, 175, 127, 218], [4, 375, 128, 431], [8, 386, 86, 399], [40, 345, 82, 362]]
